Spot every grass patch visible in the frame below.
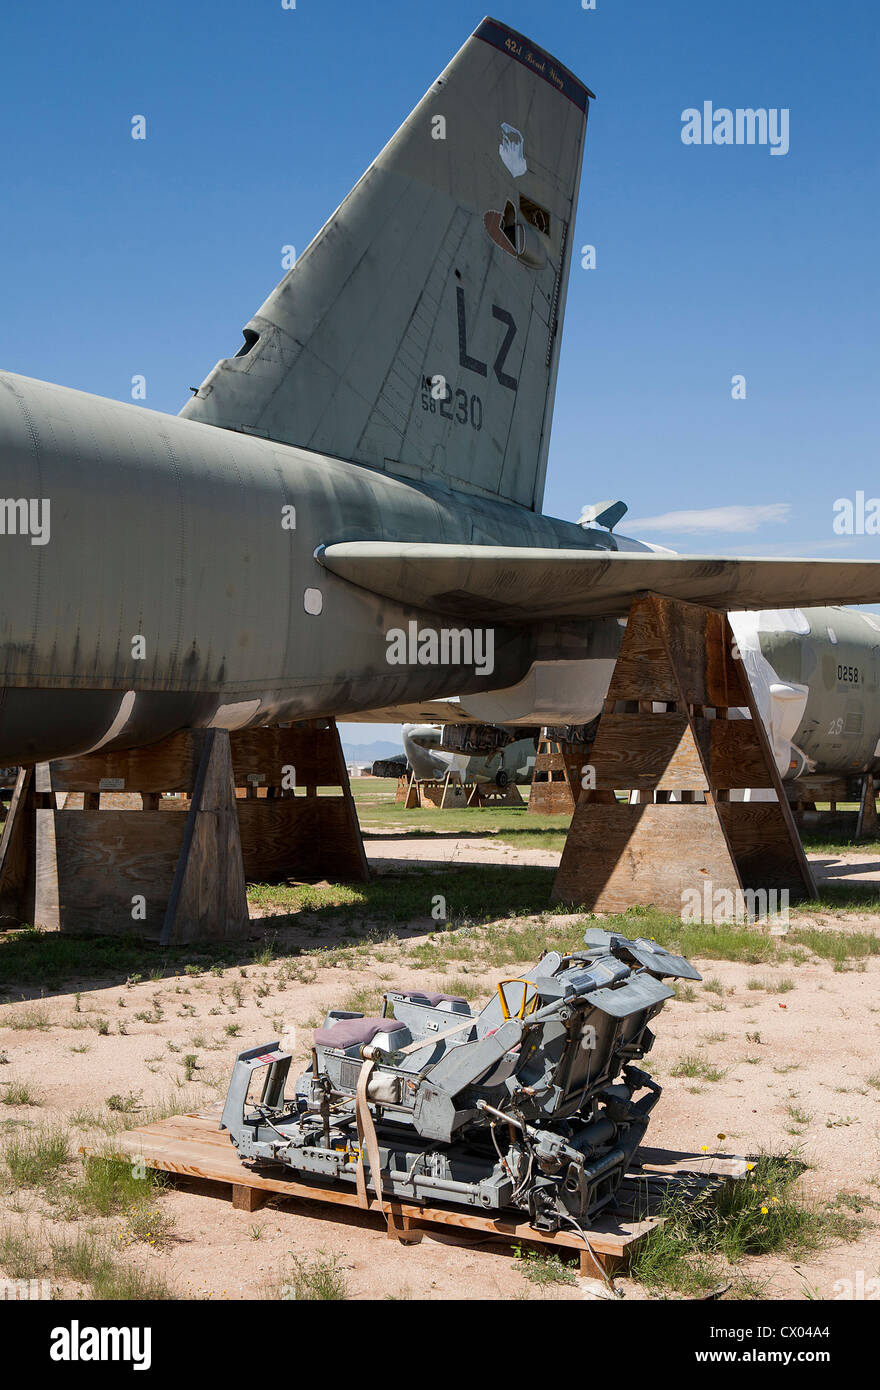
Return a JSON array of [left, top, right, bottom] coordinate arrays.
[[91, 1262, 176, 1300], [106, 1091, 142, 1114], [2, 1003, 52, 1031], [389, 901, 880, 980], [669, 1056, 727, 1083], [341, 985, 386, 1015], [3, 1129, 71, 1190], [0, 927, 250, 993], [794, 882, 880, 914], [513, 1246, 577, 1286], [51, 1231, 114, 1285], [1, 1081, 41, 1107], [630, 1155, 863, 1294], [0, 865, 875, 1001], [785, 1103, 812, 1128], [70, 1154, 167, 1218], [0, 1224, 45, 1278], [350, 779, 570, 848], [121, 1202, 176, 1249], [443, 976, 475, 1001], [249, 865, 557, 928], [785, 925, 880, 968], [280, 1250, 349, 1300]]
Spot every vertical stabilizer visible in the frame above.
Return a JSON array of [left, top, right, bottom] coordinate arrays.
[[181, 18, 592, 511]]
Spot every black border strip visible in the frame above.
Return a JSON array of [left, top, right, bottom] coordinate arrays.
[[475, 17, 595, 112]]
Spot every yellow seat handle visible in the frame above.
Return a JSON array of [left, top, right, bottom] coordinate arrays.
[[496, 978, 539, 1021]]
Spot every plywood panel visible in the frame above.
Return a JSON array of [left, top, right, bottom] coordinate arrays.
[[43, 810, 183, 935], [15, 720, 367, 939], [528, 781, 577, 814], [163, 729, 250, 944], [552, 802, 741, 913], [229, 726, 341, 788], [237, 797, 368, 881], [49, 732, 204, 794], [709, 719, 771, 789], [590, 714, 708, 791], [0, 768, 36, 923], [605, 599, 678, 704], [716, 801, 817, 893], [704, 609, 749, 708], [47, 723, 350, 795]]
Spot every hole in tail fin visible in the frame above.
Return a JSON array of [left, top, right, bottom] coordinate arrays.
[[235, 329, 260, 358]]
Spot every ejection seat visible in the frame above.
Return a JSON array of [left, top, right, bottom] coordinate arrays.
[[223, 930, 703, 1231]]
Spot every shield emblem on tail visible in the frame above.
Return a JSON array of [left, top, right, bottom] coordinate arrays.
[[499, 123, 527, 177]]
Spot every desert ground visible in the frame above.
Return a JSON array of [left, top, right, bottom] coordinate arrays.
[[0, 780, 878, 1302]]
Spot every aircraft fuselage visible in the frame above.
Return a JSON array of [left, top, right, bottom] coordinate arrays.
[[0, 371, 621, 764]]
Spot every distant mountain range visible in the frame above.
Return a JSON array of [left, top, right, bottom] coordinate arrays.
[[342, 739, 405, 764]]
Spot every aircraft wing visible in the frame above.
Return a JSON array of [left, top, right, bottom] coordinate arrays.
[[318, 543, 880, 621]]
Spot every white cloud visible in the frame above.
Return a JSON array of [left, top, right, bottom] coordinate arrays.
[[625, 503, 791, 535]]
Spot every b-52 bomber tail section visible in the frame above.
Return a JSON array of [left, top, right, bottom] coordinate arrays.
[[1, 19, 878, 770], [181, 17, 591, 513]]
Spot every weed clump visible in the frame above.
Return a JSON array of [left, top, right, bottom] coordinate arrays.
[[630, 1154, 864, 1295]]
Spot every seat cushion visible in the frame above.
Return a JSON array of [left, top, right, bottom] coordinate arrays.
[[313, 1016, 401, 1049]]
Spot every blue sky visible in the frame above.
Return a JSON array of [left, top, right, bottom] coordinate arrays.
[[1, 1, 877, 749]]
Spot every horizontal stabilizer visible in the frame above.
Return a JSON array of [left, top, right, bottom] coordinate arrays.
[[318, 542, 880, 620]]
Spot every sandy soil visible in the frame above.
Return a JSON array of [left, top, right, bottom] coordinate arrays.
[[365, 832, 880, 887], [0, 841, 878, 1302]]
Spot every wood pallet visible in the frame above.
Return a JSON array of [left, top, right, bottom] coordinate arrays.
[[84, 1111, 745, 1276]]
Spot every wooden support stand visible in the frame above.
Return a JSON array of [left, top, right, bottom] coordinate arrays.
[[856, 772, 878, 840], [783, 772, 878, 840], [402, 770, 522, 810], [403, 771, 468, 809], [226, 721, 368, 884], [552, 595, 817, 913], [0, 719, 367, 940], [466, 781, 523, 808], [528, 731, 593, 815]]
